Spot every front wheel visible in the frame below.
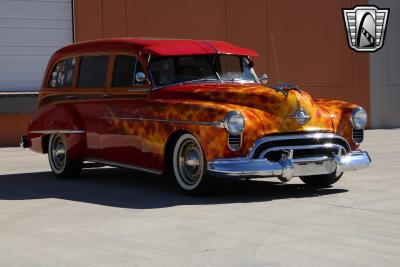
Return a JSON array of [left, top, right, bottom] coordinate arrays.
[[48, 134, 82, 178], [172, 133, 211, 195], [299, 172, 343, 187]]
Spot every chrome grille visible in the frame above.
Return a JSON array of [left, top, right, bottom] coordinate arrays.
[[352, 129, 364, 143], [228, 134, 241, 151], [250, 133, 350, 162]]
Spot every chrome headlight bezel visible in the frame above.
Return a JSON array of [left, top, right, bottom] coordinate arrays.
[[350, 107, 368, 129], [224, 110, 245, 135]]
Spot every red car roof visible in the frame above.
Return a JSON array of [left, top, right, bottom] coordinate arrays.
[[54, 38, 258, 57]]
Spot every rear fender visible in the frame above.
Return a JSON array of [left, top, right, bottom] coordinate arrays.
[[28, 103, 86, 159]]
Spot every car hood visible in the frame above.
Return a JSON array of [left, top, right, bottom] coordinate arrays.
[[152, 83, 334, 134]]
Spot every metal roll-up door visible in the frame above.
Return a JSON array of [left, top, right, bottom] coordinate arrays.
[[0, 0, 73, 91]]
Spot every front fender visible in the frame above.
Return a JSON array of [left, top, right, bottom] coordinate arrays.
[[314, 99, 360, 150], [135, 99, 265, 166]]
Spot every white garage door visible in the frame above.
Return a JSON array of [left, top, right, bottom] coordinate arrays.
[[0, 0, 73, 91]]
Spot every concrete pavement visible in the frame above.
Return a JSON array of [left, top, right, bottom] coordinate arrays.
[[0, 129, 399, 267]]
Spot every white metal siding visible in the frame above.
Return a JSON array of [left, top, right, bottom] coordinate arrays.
[[370, 0, 400, 128], [0, 0, 73, 91]]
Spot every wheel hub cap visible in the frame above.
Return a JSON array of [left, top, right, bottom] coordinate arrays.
[[178, 140, 203, 186], [51, 136, 66, 171]]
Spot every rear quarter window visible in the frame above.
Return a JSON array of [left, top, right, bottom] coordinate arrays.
[[77, 55, 109, 88], [48, 58, 76, 88]]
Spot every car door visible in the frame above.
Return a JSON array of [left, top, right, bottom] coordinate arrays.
[[72, 54, 110, 159], [98, 54, 151, 166]]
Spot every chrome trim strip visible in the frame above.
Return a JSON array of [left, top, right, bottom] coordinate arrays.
[[101, 116, 224, 128], [86, 158, 162, 175], [127, 88, 151, 92], [29, 129, 86, 134]]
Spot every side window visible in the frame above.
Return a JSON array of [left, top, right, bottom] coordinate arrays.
[[149, 57, 175, 86], [77, 55, 109, 88], [48, 58, 76, 88], [112, 55, 145, 87]]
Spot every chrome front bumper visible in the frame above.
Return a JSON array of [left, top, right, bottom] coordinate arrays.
[[207, 150, 371, 181]]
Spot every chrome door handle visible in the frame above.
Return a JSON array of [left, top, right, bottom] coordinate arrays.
[[102, 94, 112, 99], [66, 95, 77, 100]]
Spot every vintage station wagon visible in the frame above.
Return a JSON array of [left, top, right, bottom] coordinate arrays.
[[22, 38, 371, 194]]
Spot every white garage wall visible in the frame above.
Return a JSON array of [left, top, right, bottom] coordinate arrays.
[[0, 0, 73, 91], [370, 0, 400, 128]]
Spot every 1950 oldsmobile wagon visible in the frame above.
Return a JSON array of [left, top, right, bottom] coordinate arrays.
[[22, 38, 371, 194]]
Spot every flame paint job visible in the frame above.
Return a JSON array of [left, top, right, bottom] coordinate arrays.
[[28, 82, 361, 172], [314, 99, 359, 150], [27, 38, 364, 174]]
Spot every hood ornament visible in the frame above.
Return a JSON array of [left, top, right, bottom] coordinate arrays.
[[268, 83, 301, 97], [291, 108, 311, 125]]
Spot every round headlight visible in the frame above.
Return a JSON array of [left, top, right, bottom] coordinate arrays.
[[224, 111, 245, 135], [350, 107, 368, 129]]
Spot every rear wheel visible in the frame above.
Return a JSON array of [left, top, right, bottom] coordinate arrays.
[[299, 173, 342, 187], [172, 133, 211, 195], [48, 134, 82, 178]]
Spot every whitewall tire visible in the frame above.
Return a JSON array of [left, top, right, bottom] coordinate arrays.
[[48, 134, 82, 178], [172, 133, 211, 195]]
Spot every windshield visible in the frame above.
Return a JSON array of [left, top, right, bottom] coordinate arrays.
[[149, 54, 258, 87]]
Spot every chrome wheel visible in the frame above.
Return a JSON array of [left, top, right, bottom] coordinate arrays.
[[49, 135, 67, 173], [178, 139, 204, 186], [173, 133, 208, 192], [48, 134, 82, 178]]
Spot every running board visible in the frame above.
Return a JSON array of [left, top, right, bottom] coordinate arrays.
[[85, 158, 163, 175]]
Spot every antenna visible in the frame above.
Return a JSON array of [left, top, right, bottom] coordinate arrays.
[[270, 32, 281, 84]]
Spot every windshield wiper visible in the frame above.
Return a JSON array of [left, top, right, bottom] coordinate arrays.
[[181, 78, 221, 84], [221, 78, 254, 83]]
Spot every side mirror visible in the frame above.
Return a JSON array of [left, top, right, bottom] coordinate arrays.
[[259, 74, 268, 85], [135, 72, 146, 84]]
